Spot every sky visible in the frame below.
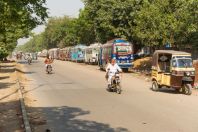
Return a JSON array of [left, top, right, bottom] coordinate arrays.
[[18, 0, 84, 45]]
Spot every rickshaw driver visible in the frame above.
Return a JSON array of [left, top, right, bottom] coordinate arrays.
[[106, 59, 122, 87]]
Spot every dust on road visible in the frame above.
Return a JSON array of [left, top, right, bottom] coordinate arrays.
[[0, 62, 24, 132]]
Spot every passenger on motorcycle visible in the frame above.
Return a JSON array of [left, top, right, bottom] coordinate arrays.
[[106, 59, 122, 87]]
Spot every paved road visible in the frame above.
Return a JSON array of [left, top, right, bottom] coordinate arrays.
[[19, 59, 198, 132]]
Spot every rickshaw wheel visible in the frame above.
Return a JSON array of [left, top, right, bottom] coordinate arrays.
[[182, 84, 192, 95], [152, 81, 159, 91], [175, 88, 182, 93]]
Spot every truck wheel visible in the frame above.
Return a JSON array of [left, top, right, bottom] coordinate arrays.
[[182, 84, 192, 95], [123, 68, 128, 72], [152, 81, 159, 91]]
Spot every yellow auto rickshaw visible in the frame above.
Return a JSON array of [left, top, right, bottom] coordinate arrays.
[[151, 50, 195, 95]]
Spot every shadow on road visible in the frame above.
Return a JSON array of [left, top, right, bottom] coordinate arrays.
[[0, 64, 15, 89], [0, 64, 16, 68], [15, 68, 35, 75], [0, 101, 23, 132], [22, 82, 76, 95], [28, 106, 129, 132], [150, 87, 181, 95], [0, 89, 18, 101], [0, 82, 15, 89], [0, 62, 16, 73], [0, 76, 10, 80], [0, 63, 24, 131], [0, 67, 15, 73]]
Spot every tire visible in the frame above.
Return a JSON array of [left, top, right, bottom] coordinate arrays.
[[47, 66, 52, 74], [108, 86, 113, 92], [116, 84, 122, 94], [152, 81, 159, 91], [123, 68, 128, 72], [175, 88, 182, 93], [182, 84, 192, 95], [107, 85, 112, 92]]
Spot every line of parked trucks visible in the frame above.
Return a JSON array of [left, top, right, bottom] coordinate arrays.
[[38, 38, 135, 71], [31, 38, 198, 95]]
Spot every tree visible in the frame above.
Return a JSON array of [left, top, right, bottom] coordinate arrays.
[[133, 0, 198, 48], [20, 0, 198, 52], [0, 0, 48, 59], [42, 16, 76, 49], [74, 9, 96, 45]]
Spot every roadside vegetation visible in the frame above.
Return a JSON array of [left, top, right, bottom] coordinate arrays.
[[17, 0, 198, 52], [0, 0, 48, 60]]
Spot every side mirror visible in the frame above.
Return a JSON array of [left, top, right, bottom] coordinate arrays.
[[172, 60, 177, 67], [172, 62, 176, 67]]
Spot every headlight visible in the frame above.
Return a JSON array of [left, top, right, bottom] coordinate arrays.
[[191, 71, 195, 75], [186, 72, 190, 76]]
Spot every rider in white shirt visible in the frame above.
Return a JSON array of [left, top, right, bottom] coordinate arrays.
[[106, 59, 122, 86], [26, 54, 32, 62]]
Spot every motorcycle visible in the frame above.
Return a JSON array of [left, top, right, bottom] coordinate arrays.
[[108, 71, 122, 94], [46, 64, 52, 74], [27, 58, 32, 65]]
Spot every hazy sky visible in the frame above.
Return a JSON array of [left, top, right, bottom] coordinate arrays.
[[46, 0, 84, 17], [18, 0, 84, 45]]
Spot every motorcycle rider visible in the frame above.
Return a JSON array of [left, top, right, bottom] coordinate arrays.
[[106, 59, 122, 88], [26, 54, 32, 64], [44, 54, 53, 71]]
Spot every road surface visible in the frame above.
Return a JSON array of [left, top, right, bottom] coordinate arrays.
[[18, 59, 198, 132]]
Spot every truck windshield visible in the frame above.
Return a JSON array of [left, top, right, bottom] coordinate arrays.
[[177, 59, 193, 68], [115, 45, 132, 53]]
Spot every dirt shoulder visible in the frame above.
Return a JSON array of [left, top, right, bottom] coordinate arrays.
[[16, 63, 48, 132], [0, 62, 24, 132]]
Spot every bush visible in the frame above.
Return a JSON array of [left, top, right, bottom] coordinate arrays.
[[0, 47, 9, 61]]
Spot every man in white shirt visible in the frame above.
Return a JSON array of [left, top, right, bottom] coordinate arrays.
[[106, 59, 122, 87], [26, 54, 32, 64]]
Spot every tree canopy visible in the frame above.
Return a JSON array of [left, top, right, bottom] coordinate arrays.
[[0, 0, 48, 60], [19, 0, 198, 53]]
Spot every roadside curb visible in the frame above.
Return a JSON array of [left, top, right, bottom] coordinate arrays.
[[15, 64, 32, 132]]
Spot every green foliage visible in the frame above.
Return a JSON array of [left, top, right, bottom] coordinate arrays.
[[84, 0, 198, 46], [0, 0, 48, 56], [21, 0, 198, 51], [75, 9, 96, 45], [133, 0, 198, 47], [0, 46, 8, 61], [21, 10, 97, 51], [16, 33, 45, 52], [42, 16, 79, 49]]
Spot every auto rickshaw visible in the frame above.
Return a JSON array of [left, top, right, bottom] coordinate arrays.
[[151, 50, 195, 95]]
